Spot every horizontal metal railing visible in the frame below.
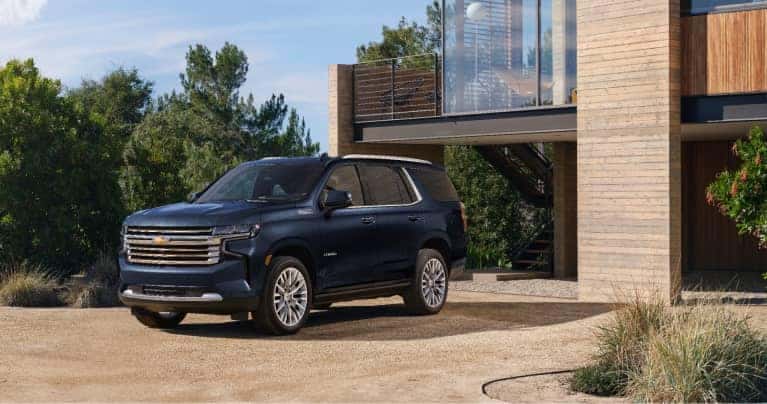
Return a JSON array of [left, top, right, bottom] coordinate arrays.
[[353, 53, 441, 123]]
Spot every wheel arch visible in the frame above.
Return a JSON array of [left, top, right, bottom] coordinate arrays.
[[419, 233, 452, 272], [268, 238, 318, 286]]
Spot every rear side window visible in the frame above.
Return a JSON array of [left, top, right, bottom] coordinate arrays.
[[324, 165, 364, 206], [358, 164, 414, 205], [408, 167, 459, 202]]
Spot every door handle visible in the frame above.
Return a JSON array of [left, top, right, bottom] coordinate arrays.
[[361, 216, 376, 224], [408, 215, 424, 222]]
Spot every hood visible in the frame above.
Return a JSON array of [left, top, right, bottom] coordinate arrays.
[[125, 201, 273, 228]]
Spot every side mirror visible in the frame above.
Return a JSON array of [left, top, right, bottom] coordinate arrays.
[[187, 191, 200, 202], [322, 190, 353, 213]]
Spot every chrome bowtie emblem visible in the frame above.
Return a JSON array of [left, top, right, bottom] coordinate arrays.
[[152, 236, 170, 245]]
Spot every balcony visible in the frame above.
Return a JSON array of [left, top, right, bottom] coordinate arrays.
[[353, 54, 441, 123]]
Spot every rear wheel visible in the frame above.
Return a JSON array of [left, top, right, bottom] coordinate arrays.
[[131, 308, 186, 329], [254, 256, 312, 335], [404, 249, 448, 315]]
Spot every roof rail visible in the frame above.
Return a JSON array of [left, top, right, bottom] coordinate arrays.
[[342, 154, 432, 165]]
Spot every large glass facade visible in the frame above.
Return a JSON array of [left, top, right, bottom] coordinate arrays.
[[444, 0, 576, 115]]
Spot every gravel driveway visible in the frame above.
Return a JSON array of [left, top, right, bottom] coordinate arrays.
[[5, 290, 767, 402], [1, 290, 616, 402]]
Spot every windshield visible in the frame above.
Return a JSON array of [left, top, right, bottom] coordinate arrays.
[[195, 161, 323, 203]]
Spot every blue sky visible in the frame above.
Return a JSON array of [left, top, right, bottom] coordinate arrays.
[[0, 0, 434, 152]]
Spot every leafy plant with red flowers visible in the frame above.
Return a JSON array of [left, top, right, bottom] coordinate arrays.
[[707, 126, 767, 249]]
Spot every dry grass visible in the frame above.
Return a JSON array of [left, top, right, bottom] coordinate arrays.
[[572, 295, 767, 402], [0, 262, 64, 307], [628, 305, 767, 402], [69, 252, 120, 308]]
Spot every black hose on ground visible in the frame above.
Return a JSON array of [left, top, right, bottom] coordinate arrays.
[[481, 369, 576, 397]]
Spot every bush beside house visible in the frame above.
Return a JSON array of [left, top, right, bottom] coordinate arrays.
[[708, 126, 767, 251]]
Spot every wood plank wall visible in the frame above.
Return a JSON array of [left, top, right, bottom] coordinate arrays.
[[682, 141, 767, 272], [682, 9, 767, 96]]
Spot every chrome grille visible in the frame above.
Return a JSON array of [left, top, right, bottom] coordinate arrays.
[[125, 227, 220, 266]]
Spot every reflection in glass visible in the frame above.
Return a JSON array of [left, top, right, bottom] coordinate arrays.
[[683, 0, 767, 14], [444, 0, 576, 114]]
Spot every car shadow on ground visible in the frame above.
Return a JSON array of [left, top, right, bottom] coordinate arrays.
[[166, 301, 614, 341]]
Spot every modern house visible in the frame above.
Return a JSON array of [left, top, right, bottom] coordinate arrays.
[[328, 0, 767, 302]]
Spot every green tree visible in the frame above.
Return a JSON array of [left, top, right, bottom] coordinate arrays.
[[707, 126, 767, 248], [68, 68, 153, 143], [0, 59, 123, 271], [121, 43, 319, 211], [357, 1, 441, 63]]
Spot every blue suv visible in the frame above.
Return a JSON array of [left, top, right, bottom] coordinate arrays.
[[119, 154, 467, 335]]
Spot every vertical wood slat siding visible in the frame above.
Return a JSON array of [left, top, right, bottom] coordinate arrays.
[[682, 142, 767, 272], [682, 9, 767, 96]]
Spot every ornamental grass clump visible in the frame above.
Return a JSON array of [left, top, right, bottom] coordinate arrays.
[[571, 294, 666, 396], [0, 261, 64, 307], [571, 296, 767, 402], [628, 305, 767, 402]]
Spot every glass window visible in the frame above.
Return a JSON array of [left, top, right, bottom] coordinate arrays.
[[196, 162, 323, 203], [683, 0, 767, 14], [540, 0, 577, 105], [408, 167, 460, 202], [324, 165, 364, 206], [358, 165, 415, 206], [444, 0, 577, 114]]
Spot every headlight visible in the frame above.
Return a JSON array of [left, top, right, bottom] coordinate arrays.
[[213, 224, 260, 238]]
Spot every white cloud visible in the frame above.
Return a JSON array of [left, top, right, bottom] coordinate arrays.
[[0, 0, 46, 26]]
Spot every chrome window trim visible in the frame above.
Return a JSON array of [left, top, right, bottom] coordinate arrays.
[[342, 154, 432, 165]]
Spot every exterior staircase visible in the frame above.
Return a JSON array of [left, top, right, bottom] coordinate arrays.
[[474, 144, 552, 208], [474, 144, 555, 277]]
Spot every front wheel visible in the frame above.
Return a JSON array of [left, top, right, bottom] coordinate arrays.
[[131, 308, 186, 329], [403, 249, 448, 315], [254, 256, 312, 335]]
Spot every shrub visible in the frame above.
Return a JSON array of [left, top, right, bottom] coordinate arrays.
[[69, 252, 120, 308], [570, 362, 622, 396], [70, 282, 120, 308], [0, 262, 64, 307], [573, 295, 666, 396], [572, 297, 767, 402], [707, 126, 767, 248], [628, 306, 767, 402]]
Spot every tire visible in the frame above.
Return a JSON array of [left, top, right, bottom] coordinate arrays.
[[131, 308, 186, 329], [403, 249, 449, 315], [313, 302, 332, 310], [254, 256, 312, 335]]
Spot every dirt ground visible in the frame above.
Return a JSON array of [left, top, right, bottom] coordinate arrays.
[[2, 290, 763, 402]]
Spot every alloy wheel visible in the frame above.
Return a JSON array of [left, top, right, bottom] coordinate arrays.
[[421, 258, 446, 308], [273, 267, 308, 327]]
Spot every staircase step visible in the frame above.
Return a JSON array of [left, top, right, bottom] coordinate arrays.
[[525, 249, 552, 254], [534, 240, 552, 244], [496, 271, 552, 281], [514, 259, 545, 265]]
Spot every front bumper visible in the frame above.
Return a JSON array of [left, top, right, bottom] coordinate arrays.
[[118, 256, 261, 314]]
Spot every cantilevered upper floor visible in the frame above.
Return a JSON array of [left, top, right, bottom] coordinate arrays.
[[339, 0, 767, 146]]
